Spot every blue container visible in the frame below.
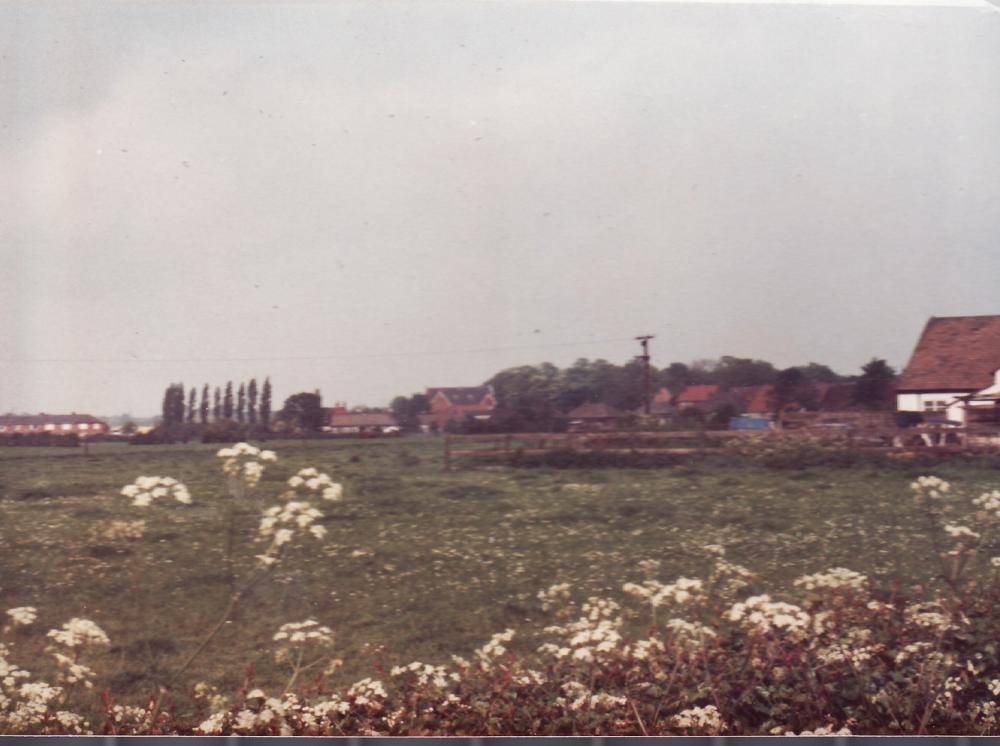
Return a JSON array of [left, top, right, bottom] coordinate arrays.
[[729, 415, 772, 431]]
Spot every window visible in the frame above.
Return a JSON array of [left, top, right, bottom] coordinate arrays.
[[44, 424, 55, 431], [79, 423, 90, 430], [61, 424, 72, 431]]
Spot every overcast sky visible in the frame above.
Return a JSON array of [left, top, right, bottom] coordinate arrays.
[[2, 0, 998, 416]]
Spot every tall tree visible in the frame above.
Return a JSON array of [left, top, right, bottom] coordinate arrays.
[[187, 387, 197, 423], [223, 381, 234, 420], [713, 356, 778, 389], [853, 358, 896, 410], [260, 377, 272, 428], [772, 368, 818, 415], [247, 378, 258, 425], [279, 392, 324, 431], [237, 383, 246, 424], [213, 386, 222, 421], [161, 384, 175, 428], [200, 384, 209, 424], [797, 362, 845, 384], [172, 383, 186, 426]]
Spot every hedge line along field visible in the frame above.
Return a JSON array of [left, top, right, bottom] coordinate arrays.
[[1, 437, 999, 724]]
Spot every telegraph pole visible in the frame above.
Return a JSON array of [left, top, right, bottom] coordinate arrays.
[[635, 335, 654, 416]]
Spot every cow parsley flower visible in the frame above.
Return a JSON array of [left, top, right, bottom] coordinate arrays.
[[6, 607, 37, 627], [46, 618, 110, 648], [120, 477, 191, 506], [287, 468, 344, 501]]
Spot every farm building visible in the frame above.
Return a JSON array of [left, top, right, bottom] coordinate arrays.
[[0, 413, 109, 437], [566, 402, 624, 432], [897, 315, 1000, 425], [419, 386, 496, 430], [326, 412, 400, 435]]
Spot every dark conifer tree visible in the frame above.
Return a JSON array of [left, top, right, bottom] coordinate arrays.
[[248, 378, 258, 424], [162, 385, 175, 428], [237, 383, 246, 424], [200, 384, 209, 424], [172, 383, 186, 426], [260, 377, 272, 428], [223, 381, 234, 420], [187, 387, 197, 423], [213, 387, 222, 421]]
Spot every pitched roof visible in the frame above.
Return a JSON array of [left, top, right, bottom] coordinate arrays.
[[567, 402, 623, 419], [328, 412, 398, 427], [425, 387, 494, 406], [675, 384, 720, 403], [898, 315, 1000, 391], [732, 385, 773, 414], [652, 387, 674, 404], [0, 413, 107, 426]]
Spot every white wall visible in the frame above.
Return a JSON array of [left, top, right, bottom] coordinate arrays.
[[897, 392, 969, 424]]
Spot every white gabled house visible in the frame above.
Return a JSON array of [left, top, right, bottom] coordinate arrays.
[[897, 315, 1000, 425]]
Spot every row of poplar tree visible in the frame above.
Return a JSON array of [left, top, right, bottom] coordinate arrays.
[[161, 378, 273, 428]]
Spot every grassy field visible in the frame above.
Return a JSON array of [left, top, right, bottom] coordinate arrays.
[[2, 437, 999, 720]]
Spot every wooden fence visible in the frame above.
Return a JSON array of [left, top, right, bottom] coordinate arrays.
[[443, 426, 1000, 468], [444, 430, 759, 468]]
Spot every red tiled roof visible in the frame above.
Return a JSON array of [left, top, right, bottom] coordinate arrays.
[[898, 315, 1000, 391], [738, 385, 773, 414], [0, 413, 107, 426], [652, 387, 674, 404], [426, 387, 494, 406], [675, 385, 720, 403], [328, 413, 398, 427]]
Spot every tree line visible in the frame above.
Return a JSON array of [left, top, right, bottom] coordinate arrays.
[[160, 378, 273, 430], [390, 355, 897, 433]]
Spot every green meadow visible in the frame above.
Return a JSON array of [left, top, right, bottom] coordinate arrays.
[[2, 437, 998, 718]]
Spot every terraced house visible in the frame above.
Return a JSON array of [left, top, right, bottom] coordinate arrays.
[[0, 413, 109, 437]]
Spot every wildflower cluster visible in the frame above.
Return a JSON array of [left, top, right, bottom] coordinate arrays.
[[256, 502, 327, 562], [474, 629, 515, 667], [537, 582, 571, 612], [6, 607, 37, 627], [794, 567, 867, 592], [911, 475, 951, 502], [726, 594, 810, 637], [45, 619, 110, 649], [99, 520, 147, 542], [0, 616, 110, 734], [287, 468, 343, 502], [539, 597, 623, 663], [217, 442, 276, 488], [673, 704, 725, 733], [273, 620, 334, 646], [119, 476, 191, 507], [623, 577, 703, 609]]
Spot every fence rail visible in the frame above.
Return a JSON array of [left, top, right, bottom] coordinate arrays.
[[443, 427, 1000, 468]]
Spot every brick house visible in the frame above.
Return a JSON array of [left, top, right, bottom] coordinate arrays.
[[897, 315, 1000, 425], [674, 385, 721, 411], [0, 413, 109, 437], [418, 386, 497, 430]]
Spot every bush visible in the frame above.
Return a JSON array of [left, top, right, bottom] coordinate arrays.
[[0, 432, 79, 447]]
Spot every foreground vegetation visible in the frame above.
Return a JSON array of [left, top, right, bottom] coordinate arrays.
[[1, 438, 998, 734]]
